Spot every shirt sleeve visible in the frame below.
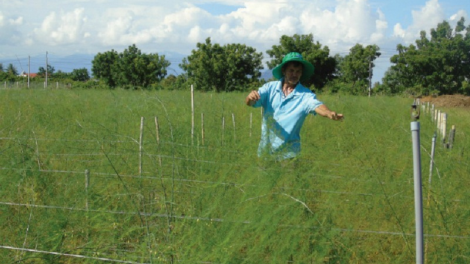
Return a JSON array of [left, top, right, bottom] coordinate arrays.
[[252, 83, 270, 108], [306, 94, 323, 115]]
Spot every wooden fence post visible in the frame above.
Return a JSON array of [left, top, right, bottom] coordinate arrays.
[[155, 116, 160, 144], [139, 117, 144, 177], [448, 125, 456, 149], [428, 133, 436, 186], [85, 169, 90, 240], [85, 169, 90, 211], [155, 116, 162, 167], [201, 113, 205, 145], [441, 113, 447, 141], [431, 105, 434, 121], [232, 113, 236, 141], [250, 112, 253, 137], [436, 110, 441, 136], [222, 116, 225, 145]]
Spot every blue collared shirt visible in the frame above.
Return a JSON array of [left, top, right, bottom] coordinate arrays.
[[252, 79, 323, 159]]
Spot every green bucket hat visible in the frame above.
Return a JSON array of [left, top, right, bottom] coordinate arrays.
[[272, 52, 315, 83]]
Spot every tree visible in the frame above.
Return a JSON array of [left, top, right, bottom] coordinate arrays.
[[338, 44, 381, 94], [115, 44, 170, 88], [38, 65, 55, 77], [0, 64, 8, 81], [71, 68, 90, 82], [266, 34, 336, 90], [92, 44, 170, 88], [6, 64, 19, 76], [0, 64, 19, 82], [180, 38, 264, 92], [54, 70, 70, 79], [92, 49, 119, 87], [384, 17, 470, 95]]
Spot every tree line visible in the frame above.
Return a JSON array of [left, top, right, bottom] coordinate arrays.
[[0, 62, 90, 84], [1, 18, 469, 96]]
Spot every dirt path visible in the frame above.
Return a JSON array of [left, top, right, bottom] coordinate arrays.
[[420, 94, 470, 108]]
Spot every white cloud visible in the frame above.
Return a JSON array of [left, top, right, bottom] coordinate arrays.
[[93, 5, 219, 51], [0, 0, 468, 84], [2, 0, 389, 56], [392, 0, 445, 43], [450, 10, 469, 23], [295, 0, 388, 53], [34, 8, 89, 45], [178, 0, 388, 54], [160, 6, 218, 43], [393, 23, 406, 39], [0, 11, 23, 45], [371, 10, 388, 42], [9, 17, 23, 26]]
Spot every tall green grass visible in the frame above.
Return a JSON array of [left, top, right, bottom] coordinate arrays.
[[0, 88, 469, 263]]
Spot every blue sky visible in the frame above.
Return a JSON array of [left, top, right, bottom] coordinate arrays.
[[0, 0, 468, 83]]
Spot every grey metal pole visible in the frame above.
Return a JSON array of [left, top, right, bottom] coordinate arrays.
[[411, 107, 424, 264]]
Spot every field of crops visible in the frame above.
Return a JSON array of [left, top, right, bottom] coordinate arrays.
[[0, 88, 469, 263]]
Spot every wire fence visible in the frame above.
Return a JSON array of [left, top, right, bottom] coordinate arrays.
[[1, 80, 75, 90], [0, 96, 468, 263]]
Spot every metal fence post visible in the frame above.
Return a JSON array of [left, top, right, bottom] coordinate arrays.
[[411, 102, 424, 264]]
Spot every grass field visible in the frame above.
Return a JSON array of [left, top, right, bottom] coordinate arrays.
[[0, 88, 469, 263]]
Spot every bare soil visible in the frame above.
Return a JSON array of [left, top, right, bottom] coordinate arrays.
[[420, 94, 470, 109]]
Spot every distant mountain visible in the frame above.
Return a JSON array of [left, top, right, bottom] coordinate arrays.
[[162, 51, 186, 75], [9, 53, 96, 74], [7, 51, 187, 75], [53, 52, 187, 75], [54, 54, 94, 73], [261, 69, 273, 81], [4, 52, 274, 80]]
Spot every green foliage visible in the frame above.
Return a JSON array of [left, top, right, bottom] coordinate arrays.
[[0, 69, 18, 82], [158, 74, 191, 91], [0, 89, 469, 263], [5, 17, 470, 97], [384, 17, 470, 95], [462, 81, 470, 95], [266, 34, 336, 90], [338, 44, 381, 94], [180, 37, 264, 92], [323, 80, 370, 96], [117, 44, 170, 88], [38, 64, 55, 77], [53, 70, 70, 79], [6, 63, 19, 76], [92, 44, 170, 89], [92, 49, 119, 87], [70, 68, 90, 82]]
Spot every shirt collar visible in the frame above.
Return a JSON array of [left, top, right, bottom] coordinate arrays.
[[277, 78, 301, 96]]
